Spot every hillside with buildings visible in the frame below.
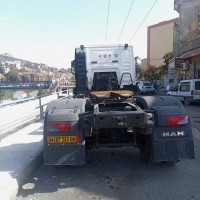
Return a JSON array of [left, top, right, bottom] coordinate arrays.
[[0, 53, 74, 84]]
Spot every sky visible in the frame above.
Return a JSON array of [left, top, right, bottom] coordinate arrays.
[[0, 0, 179, 69]]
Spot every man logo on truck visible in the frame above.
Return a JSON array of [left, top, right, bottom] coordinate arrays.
[[162, 131, 185, 137]]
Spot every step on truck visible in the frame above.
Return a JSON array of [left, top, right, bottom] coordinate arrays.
[[43, 44, 195, 165]]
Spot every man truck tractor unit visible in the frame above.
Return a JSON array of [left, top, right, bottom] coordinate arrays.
[[43, 44, 195, 165]]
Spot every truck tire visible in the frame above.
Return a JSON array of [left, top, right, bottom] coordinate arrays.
[[140, 136, 180, 164], [184, 97, 191, 106], [161, 160, 180, 164], [140, 135, 152, 163]]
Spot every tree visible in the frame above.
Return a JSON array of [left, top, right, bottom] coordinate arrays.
[[19, 68, 26, 72], [160, 52, 173, 76], [59, 68, 68, 73], [38, 87, 44, 96], [142, 52, 173, 81], [0, 63, 4, 75], [136, 64, 144, 80], [143, 65, 160, 81], [5, 69, 20, 81]]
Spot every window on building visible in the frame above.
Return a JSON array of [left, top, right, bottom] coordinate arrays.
[[196, 70, 200, 79], [195, 62, 200, 78]]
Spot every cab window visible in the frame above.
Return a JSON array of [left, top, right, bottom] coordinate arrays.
[[195, 81, 200, 90], [171, 85, 178, 91], [180, 82, 190, 92]]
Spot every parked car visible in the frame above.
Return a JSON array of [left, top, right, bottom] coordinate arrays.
[[136, 81, 155, 94], [167, 79, 200, 105]]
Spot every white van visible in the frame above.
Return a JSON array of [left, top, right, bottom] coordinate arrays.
[[167, 79, 200, 105]]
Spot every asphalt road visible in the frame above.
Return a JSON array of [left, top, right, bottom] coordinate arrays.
[[184, 102, 200, 131], [16, 103, 200, 200]]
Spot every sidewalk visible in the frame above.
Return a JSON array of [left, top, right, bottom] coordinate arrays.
[[0, 120, 43, 200]]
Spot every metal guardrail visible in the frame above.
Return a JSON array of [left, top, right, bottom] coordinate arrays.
[[0, 81, 52, 90], [0, 90, 71, 139]]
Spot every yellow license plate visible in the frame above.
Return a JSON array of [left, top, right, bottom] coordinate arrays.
[[47, 136, 79, 143]]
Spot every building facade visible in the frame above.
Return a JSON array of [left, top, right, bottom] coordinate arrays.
[[147, 18, 179, 69], [141, 58, 148, 71], [29, 90, 39, 98], [13, 91, 27, 100], [172, 0, 200, 83]]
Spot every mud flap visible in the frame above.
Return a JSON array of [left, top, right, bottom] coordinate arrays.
[[151, 118, 195, 162], [43, 98, 86, 165], [152, 139, 195, 162], [44, 144, 85, 165], [135, 96, 195, 162]]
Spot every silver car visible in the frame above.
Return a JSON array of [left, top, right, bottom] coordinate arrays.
[[136, 81, 155, 94]]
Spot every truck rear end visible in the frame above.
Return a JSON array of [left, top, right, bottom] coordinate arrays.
[[43, 95, 195, 165], [43, 44, 195, 166]]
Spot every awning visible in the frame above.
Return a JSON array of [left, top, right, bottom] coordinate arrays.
[[182, 48, 200, 58]]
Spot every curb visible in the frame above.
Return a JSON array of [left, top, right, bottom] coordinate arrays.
[[17, 151, 43, 188], [1, 151, 43, 200], [0, 117, 40, 141]]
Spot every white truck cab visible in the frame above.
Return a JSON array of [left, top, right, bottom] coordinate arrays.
[[72, 44, 136, 94], [167, 79, 200, 105]]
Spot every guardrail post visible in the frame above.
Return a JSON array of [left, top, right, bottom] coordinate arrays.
[[39, 97, 44, 119]]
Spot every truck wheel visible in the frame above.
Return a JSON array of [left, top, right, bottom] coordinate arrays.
[[140, 135, 152, 163], [184, 97, 191, 106], [161, 160, 180, 164]]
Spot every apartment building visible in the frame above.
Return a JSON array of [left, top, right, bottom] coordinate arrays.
[[172, 0, 200, 81], [147, 18, 179, 69]]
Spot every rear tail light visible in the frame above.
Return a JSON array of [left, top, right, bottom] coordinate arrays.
[[191, 90, 193, 95], [45, 122, 71, 132], [166, 115, 190, 126]]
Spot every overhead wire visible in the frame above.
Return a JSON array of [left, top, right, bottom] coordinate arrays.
[[105, 0, 111, 42], [129, 0, 159, 42], [117, 0, 135, 41]]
